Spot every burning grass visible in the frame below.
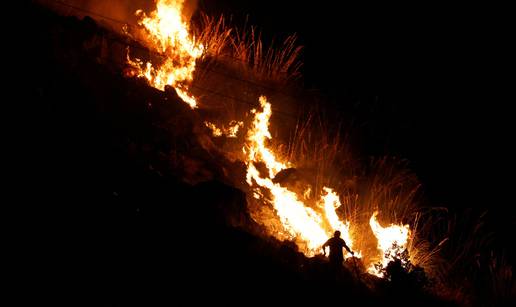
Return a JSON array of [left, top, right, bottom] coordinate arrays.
[[193, 13, 303, 85], [63, 0, 513, 302], [122, 0, 464, 283], [30, 1, 515, 304]]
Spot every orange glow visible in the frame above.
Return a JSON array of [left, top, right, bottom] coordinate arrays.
[[205, 120, 244, 138], [368, 211, 410, 277], [127, 0, 203, 108], [319, 187, 358, 258], [226, 120, 244, 138], [123, 2, 418, 271], [204, 121, 222, 137], [303, 187, 311, 200], [245, 96, 288, 179]]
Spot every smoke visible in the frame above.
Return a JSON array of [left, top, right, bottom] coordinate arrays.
[[38, 0, 199, 31]]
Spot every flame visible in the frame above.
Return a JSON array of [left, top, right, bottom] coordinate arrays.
[[127, 0, 203, 109], [244, 96, 356, 257], [247, 164, 328, 254], [205, 120, 244, 138], [123, 2, 417, 271], [368, 211, 410, 277], [204, 121, 222, 137], [319, 187, 358, 258], [303, 187, 311, 200], [226, 120, 244, 138], [245, 97, 287, 179]]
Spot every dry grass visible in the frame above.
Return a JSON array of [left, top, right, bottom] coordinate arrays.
[[285, 106, 355, 193], [406, 208, 516, 305], [193, 13, 303, 85], [194, 14, 233, 59]]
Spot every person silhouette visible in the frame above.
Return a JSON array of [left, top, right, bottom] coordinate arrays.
[[322, 230, 354, 267]]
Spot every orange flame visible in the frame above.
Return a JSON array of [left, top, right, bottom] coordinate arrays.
[[127, 0, 203, 108], [124, 2, 417, 271], [244, 96, 356, 257], [205, 120, 244, 138], [368, 211, 410, 276], [204, 121, 222, 137]]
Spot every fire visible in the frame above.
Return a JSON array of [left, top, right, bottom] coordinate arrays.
[[125, 0, 361, 259], [123, 1, 417, 272], [226, 120, 244, 138], [127, 0, 203, 109], [368, 211, 410, 277], [247, 164, 328, 253], [319, 187, 358, 258], [205, 120, 244, 138], [245, 96, 288, 179], [204, 121, 222, 137], [244, 96, 356, 256], [303, 187, 311, 200]]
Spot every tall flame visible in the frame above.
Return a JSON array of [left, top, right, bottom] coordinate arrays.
[[123, 1, 417, 271], [244, 96, 356, 256], [127, 0, 203, 108], [319, 187, 357, 258], [245, 97, 287, 179], [368, 211, 410, 276]]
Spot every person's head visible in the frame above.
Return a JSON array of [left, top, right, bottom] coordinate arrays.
[[334, 230, 341, 238]]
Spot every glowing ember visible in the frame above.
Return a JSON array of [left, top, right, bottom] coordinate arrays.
[[368, 211, 410, 277], [205, 120, 244, 138], [204, 121, 222, 137], [127, 0, 203, 108], [303, 187, 311, 200]]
